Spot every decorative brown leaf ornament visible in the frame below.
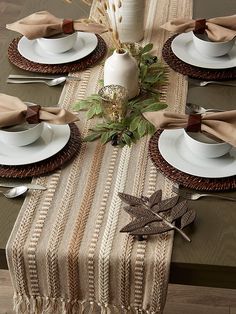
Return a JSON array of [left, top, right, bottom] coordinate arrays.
[[119, 190, 196, 242]]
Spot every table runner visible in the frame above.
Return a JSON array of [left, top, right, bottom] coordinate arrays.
[[6, 0, 192, 313]]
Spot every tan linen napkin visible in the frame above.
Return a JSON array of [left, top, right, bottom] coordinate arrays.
[[6, 11, 106, 40], [143, 110, 236, 147], [161, 15, 236, 42], [0, 93, 78, 128]]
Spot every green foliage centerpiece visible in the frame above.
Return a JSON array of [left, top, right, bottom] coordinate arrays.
[[73, 43, 167, 147]]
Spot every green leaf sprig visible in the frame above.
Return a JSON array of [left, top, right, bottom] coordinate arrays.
[[73, 43, 168, 147]]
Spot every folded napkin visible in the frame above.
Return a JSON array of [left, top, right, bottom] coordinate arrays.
[[161, 15, 236, 42], [6, 11, 106, 40], [143, 110, 236, 147], [0, 93, 78, 128]]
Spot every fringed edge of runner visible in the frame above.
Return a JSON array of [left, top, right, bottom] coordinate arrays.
[[13, 294, 160, 314]]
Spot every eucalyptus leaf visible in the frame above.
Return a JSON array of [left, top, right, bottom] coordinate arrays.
[[140, 64, 148, 81], [138, 119, 148, 137], [141, 103, 168, 113], [86, 106, 97, 119], [100, 132, 111, 144], [73, 100, 89, 111], [141, 43, 153, 54], [95, 103, 103, 114], [130, 116, 142, 132], [84, 133, 101, 142], [122, 133, 132, 146], [146, 122, 156, 135]]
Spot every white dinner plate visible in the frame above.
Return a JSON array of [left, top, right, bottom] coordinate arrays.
[[0, 124, 70, 166], [17, 32, 98, 64], [158, 129, 236, 178], [171, 33, 236, 69]]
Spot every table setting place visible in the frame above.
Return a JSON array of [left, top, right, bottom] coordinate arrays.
[[6, 10, 107, 75], [161, 14, 236, 81], [2, 0, 236, 314]]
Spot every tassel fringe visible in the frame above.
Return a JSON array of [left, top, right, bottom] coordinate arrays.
[[12, 294, 159, 314]]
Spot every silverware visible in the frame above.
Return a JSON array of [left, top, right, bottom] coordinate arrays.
[[188, 78, 236, 87], [199, 80, 236, 87], [8, 74, 81, 81], [0, 186, 28, 198], [186, 102, 224, 114], [0, 183, 47, 190], [173, 186, 236, 201], [7, 77, 69, 86]]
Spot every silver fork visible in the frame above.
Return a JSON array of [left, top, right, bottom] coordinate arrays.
[[172, 186, 236, 201]]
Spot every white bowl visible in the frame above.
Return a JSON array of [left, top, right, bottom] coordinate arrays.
[[0, 122, 44, 147], [37, 32, 77, 54], [184, 130, 232, 158], [192, 31, 235, 57]]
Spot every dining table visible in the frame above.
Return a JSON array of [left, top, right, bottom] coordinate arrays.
[[0, 0, 236, 313]]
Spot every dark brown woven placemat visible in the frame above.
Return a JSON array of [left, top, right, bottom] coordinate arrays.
[[8, 35, 107, 74], [149, 130, 236, 191], [162, 35, 236, 81], [0, 123, 81, 178]]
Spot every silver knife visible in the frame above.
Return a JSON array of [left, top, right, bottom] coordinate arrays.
[[0, 183, 47, 190], [8, 74, 81, 81]]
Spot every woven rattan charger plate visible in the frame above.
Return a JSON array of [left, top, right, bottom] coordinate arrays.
[[8, 35, 107, 74], [0, 123, 81, 178], [149, 130, 236, 191], [162, 35, 236, 81]]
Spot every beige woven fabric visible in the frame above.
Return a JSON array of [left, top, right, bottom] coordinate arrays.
[[6, 0, 192, 313]]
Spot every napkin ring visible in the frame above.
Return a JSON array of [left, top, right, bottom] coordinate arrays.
[[185, 114, 202, 132], [62, 19, 74, 34], [26, 105, 41, 124], [194, 19, 206, 34]]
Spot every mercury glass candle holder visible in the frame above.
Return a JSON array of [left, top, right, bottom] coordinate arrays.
[[98, 85, 128, 122]]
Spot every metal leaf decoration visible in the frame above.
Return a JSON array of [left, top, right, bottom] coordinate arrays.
[[118, 190, 196, 242], [119, 193, 145, 206], [170, 200, 188, 222], [181, 209, 196, 229]]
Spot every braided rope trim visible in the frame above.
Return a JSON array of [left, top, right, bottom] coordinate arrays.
[[45, 68, 94, 298], [119, 137, 149, 308], [45, 126, 90, 298], [87, 146, 119, 301], [130, 0, 163, 309], [27, 172, 61, 296], [98, 146, 132, 305], [7, 177, 47, 296], [149, 176, 173, 313], [67, 143, 105, 300], [118, 0, 158, 307]]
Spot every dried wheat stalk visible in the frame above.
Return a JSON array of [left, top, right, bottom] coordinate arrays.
[[93, 1, 121, 50], [65, 0, 123, 50]]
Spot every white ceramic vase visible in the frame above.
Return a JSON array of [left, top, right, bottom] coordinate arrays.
[[108, 0, 145, 43], [103, 49, 139, 99]]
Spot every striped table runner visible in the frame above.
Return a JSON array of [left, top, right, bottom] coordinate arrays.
[[6, 0, 192, 313]]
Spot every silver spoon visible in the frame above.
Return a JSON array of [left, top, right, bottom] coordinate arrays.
[[199, 80, 236, 87], [186, 103, 224, 114], [6, 77, 70, 87], [1, 186, 28, 198]]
